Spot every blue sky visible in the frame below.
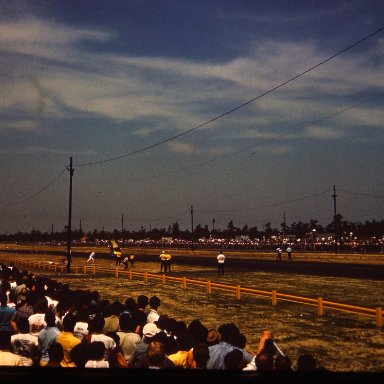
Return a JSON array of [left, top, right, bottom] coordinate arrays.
[[1, 1, 384, 234]]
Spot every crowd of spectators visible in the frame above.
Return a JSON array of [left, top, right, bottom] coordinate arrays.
[[33, 234, 384, 254], [0, 260, 325, 372]]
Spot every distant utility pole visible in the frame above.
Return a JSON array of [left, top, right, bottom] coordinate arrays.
[[212, 218, 215, 232], [190, 205, 194, 237], [121, 214, 124, 237], [66, 157, 74, 273], [190, 205, 194, 251], [332, 185, 338, 254]]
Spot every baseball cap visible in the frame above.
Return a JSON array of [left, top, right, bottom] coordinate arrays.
[[143, 323, 158, 337]]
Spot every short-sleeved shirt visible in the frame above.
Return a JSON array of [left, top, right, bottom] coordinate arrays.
[[217, 254, 225, 263]]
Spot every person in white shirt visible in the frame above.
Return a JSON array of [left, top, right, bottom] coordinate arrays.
[[217, 252, 225, 275]]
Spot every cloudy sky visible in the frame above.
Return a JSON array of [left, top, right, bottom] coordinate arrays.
[[1, 0, 384, 235]]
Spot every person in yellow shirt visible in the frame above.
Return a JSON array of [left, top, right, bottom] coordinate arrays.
[[56, 313, 81, 367]]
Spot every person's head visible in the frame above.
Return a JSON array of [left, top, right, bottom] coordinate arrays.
[[217, 323, 240, 346], [124, 297, 137, 313], [88, 313, 105, 333], [274, 355, 293, 372], [149, 296, 161, 310], [263, 338, 277, 357], [119, 312, 135, 332], [87, 341, 105, 361], [297, 354, 317, 372], [193, 342, 210, 369], [188, 321, 208, 344], [137, 295, 149, 310], [146, 341, 166, 367], [48, 342, 64, 363], [0, 293, 8, 307], [206, 329, 220, 346], [70, 342, 88, 368], [0, 331, 11, 350], [62, 313, 77, 332], [155, 314, 169, 331], [45, 310, 57, 327], [17, 317, 30, 334], [256, 351, 274, 372], [175, 332, 193, 352], [224, 349, 244, 370], [33, 296, 48, 314]]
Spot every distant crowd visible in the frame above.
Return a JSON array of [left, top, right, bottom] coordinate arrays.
[[0, 261, 325, 372]]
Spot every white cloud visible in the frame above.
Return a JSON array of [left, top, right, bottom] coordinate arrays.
[[305, 126, 344, 139]]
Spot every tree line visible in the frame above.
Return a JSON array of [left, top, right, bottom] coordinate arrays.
[[1, 215, 383, 243]]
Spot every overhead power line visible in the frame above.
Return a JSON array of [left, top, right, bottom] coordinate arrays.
[[338, 189, 384, 199], [75, 26, 384, 168], [200, 189, 332, 214], [0, 169, 67, 206], [103, 91, 382, 186]]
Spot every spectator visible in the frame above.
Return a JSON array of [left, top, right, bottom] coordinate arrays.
[[102, 300, 124, 334], [133, 295, 148, 336], [129, 322, 159, 368], [206, 323, 253, 369], [38, 310, 61, 366], [153, 315, 178, 355], [192, 342, 210, 369], [297, 353, 317, 372], [0, 330, 22, 366], [56, 312, 81, 367], [45, 342, 64, 367], [146, 341, 175, 369], [0, 293, 15, 335], [116, 312, 141, 364], [255, 350, 274, 372], [87, 313, 116, 362], [168, 332, 194, 368], [28, 296, 48, 335], [274, 354, 294, 372], [85, 341, 109, 368], [73, 310, 89, 342], [224, 349, 244, 370], [10, 316, 39, 366], [147, 296, 161, 324]]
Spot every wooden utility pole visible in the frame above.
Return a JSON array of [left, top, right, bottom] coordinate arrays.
[[332, 185, 338, 254], [66, 157, 74, 272]]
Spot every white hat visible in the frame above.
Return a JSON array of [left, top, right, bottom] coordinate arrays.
[[143, 322, 158, 337]]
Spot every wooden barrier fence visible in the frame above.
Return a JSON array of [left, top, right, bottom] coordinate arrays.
[[2, 256, 383, 328]]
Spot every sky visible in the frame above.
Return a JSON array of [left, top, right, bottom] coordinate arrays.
[[1, 0, 384, 235]]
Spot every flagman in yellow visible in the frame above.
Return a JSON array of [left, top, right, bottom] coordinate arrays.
[[109, 239, 122, 267]]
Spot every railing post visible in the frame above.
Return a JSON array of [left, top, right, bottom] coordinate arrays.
[[272, 290, 277, 306], [236, 285, 241, 300], [115, 268, 119, 278], [162, 274, 166, 285], [93, 265, 96, 275], [317, 297, 324, 316], [144, 272, 148, 283], [207, 281, 212, 294], [84, 265, 86, 274], [129, 270, 132, 281], [376, 307, 383, 328], [182, 277, 187, 289], [75, 265, 78, 274]]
